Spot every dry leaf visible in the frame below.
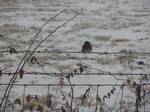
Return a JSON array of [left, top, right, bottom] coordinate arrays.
[[19, 69, 24, 79]]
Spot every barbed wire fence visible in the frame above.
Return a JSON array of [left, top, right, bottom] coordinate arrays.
[[0, 6, 149, 112], [0, 83, 150, 112], [1, 49, 150, 55]]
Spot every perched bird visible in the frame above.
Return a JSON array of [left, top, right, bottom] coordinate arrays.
[[82, 41, 92, 53]]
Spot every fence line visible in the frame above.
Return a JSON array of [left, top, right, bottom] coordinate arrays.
[[0, 83, 149, 87], [1, 72, 150, 76], [1, 50, 150, 55]]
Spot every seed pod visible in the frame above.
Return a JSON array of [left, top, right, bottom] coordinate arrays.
[[73, 107, 79, 112], [132, 82, 137, 88], [29, 105, 33, 111], [80, 66, 84, 74], [61, 106, 66, 112], [35, 95, 38, 101], [30, 56, 37, 64], [104, 95, 107, 98], [81, 94, 87, 105], [103, 97, 105, 102], [74, 69, 77, 75], [69, 73, 74, 77], [47, 94, 52, 108], [96, 95, 102, 103], [107, 93, 111, 98], [127, 79, 131, 85], [81, 88, 90, 104], [100, 107, 104, 112], [65, 74, 70, 81], [37, 105, 43, 112], [136, 85, 142, 103], [14, 98, 21, 105], [26, 95, 32, 103], [113, 87, 116, 91], [111, 90, 114, 94], [19, 69, 24, 79]]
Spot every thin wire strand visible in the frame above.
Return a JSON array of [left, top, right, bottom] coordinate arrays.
[[1, 50, 150, 55], [0, 83, 149, 87], [22, 85, 26, 112], [120, 86, 124, 112], [111, 87, 121, 112], [1, 72, 149, 76]]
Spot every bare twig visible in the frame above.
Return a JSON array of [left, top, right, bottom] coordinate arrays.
[[0, 6, 69, 108], [1, 7, 77, 111], [111, 87, 121, 112], [120, 86, 124, 112], [3, 13, 79, 111], [95, 86, 99, 112]]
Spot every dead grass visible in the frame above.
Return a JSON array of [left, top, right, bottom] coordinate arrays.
[[0, 23, 29, 34], [112, 38, 130, 43], [116, 49, 138, 64], [94, 35, 111, 42]]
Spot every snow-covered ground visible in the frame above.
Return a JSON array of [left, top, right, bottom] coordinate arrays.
[[0, 0, 150, 111]]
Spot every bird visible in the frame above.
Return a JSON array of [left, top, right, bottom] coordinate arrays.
[[81, 41, 92, 53]]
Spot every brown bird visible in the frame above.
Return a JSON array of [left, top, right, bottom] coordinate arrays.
[[82, 41, 92, 53]]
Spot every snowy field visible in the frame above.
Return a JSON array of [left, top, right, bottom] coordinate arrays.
[[0, 0, 150, 111]]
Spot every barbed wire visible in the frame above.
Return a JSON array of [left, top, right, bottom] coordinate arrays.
[[1, 72, 149, 76], [1, 7, 79, 111], [0, 83, 149, 87], [1, 50, 150, 55]]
